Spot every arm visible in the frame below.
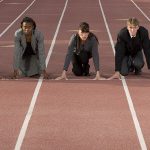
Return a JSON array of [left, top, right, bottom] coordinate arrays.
[[108, 71, 121, 80], [141, 28, 150, 69], [63, 34, 76, 71], [115, 33, 126, 72], [56, 34, 76, 80], [37, 32, 48, 78], [91, 38, 104, 80], [109, 32, 126, 79], [13, 31, 22, 78], [93, 71, 105, 80], [55, 70, 68, 80]]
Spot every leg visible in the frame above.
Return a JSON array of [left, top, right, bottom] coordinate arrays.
[[120, 56, 130, 76], [72, 53, 83, 76], [79, 51, 90, 76], [133, 51, 144, 74], [20, 55, 40, 77], [82, 64, 90, 76]]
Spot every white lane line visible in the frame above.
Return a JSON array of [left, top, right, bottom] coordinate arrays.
[[130, 0, 150, 22], [98, 0, 147, 150], [56, 78, 107, 81], [0, 78, 106, 81], [68, 29, 102, 32], [26, 13, 59, 16], [45, 1, 68, 67], [0, 0, 36, 38], [0, 44, 14, 47], [0, 0, 4, 2], [14, 0, 69, 149], [115, 18, 128, 21], [1, 78, 150, 81], [4, 3, 25, 5]]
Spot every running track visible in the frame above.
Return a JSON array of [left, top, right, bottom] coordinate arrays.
[[0, 0, 150, 150]]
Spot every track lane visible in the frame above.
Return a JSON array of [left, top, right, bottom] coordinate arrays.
[[100, 0, 150, 149], [128, 0, 150, 149], [0, 0, 67, 149], [14, 0, 68, 149], [0, 80, 38, 150], [22, 81, 141, 150]]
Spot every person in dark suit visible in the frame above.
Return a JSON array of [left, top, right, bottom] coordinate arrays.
[[56, 22, 104, 80], [109, 17, 150, 79], [13, 17, 48, 79]]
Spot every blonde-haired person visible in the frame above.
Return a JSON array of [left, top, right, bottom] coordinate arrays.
[[109, 17, 150, 79]]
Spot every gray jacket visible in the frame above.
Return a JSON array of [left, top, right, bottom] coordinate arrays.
[[63, 34, 100, 71], [13, 28, 46, 76]]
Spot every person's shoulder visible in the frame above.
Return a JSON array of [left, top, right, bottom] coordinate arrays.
[[138, 26, 149, 39], [14, 28, 22, 36], [89, 32, 98, 42], [67, 33, 77, 46], [139, 26, 148, 33], [71, 33, 77, 38], [70, 33, 77, 41], [34, 29, 43, 35], [116, 27, 128, 40], [34, 29, 44, 39], [118, 27, 128, 35]]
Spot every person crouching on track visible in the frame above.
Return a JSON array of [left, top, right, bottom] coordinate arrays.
[[56, 22, 104, 80], [13, 17, 48, 79], [109, 17, 150, 79]]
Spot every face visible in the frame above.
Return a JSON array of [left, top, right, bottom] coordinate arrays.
[[78, 29, 89, 41], [127, 23, 139, 37], [22, 22, 33, 35]]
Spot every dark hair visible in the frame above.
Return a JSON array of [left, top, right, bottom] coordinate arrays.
[[79, 22, 89, 33], [21, 17, 36, 30], [75, 22, 99, 51]]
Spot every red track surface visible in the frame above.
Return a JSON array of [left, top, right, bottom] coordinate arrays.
[[0, 0, 150, 150]]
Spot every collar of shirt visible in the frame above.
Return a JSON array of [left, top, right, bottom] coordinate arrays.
[[129, 34, 136, 38]]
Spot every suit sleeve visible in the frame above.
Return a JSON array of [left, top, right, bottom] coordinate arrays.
[[37, 32, 46, 70], [141, 29, 150, 69], [115, 32, 126, 71], [13, 31, 22, 70], [91, 38, 99, 71]]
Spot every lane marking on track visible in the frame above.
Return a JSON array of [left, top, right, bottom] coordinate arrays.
[[67, 29, 102, 33], [115, 18, 128, 21], [98, 0, 147, 150], [0, 0, 4, 2], [0, 44, 14, 47], [26, 13, 59, 16], [0, 78, 107, 81], [130, 0, 150, 22], [4, 3, 25, 5], [0, 0, 36, 38], [1, 78, 150, 81], [14, 0, 69, 149], [62, 78, 107, 80]]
